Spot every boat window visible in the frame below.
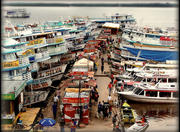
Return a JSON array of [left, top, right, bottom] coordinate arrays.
[[159, 92, 171, 97], [147, 78, 152, 82], [9, 70, 14, 76], [139, 90, 144, 96], [168, 78, 177, 83], [162, 78, 167, 83], [146, 91, 157, 97], [134, 88, 143, 95], [2, 55, 6, 60], [173, 92, 178, 98], [134, 77, 143, 82]]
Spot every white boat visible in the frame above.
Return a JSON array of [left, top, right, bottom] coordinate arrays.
[[4, 9, 30, 18], [117, 83, 178, 103]]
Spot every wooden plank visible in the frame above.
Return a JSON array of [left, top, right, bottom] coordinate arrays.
[[18, 108, 40, 130]]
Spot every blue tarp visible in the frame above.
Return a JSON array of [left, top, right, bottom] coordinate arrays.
[[125, 46, 178, 62]]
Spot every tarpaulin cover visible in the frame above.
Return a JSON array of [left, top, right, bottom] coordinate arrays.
[[125, 46, 178, 62]]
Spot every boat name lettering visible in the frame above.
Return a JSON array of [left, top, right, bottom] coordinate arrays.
[[3, 60, 19, 68]]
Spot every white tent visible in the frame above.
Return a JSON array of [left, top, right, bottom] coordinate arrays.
[[73, 58, 94, 69]]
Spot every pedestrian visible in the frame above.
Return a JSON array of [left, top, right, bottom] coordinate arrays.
[[109, 105, 112, 118], [71, 119, 76, 132], [101, 65, 104, 74], [54, 93, 59, 105], [98, 102, 103, 118], [94, 92, 99, 103], [107, 82, 113, 95], [101, 57, 104, 66], [110, 73, 114, 83], [104, 104, 109, 120], [59, 117, 65, 132], [102, 101, 105, 119], [52, 103, 57, 119], [107, 53, 111, 63], [112, 114, 117, 130]]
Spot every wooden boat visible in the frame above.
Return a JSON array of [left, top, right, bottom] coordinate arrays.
[[118, 83, 178, 103], [126, 120, 149, 132], [121, 102, 135, 124]]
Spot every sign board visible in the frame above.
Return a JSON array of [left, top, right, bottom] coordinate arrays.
[[22, 49, 35, 56], [55, 38, 64, 43], [27, 38, 45, 46], [3, 60, 19, 69], [63, 97, 89, 104], [2, 94, 15, 100]]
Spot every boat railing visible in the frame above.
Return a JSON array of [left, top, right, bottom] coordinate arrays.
[[23, 91, 49, 106], [30, 62, 39, 71], [18, 57, 30, 65], [37, 65, 62, 78], [48, 46, 67, 55], [22, 72, 33, 81], [35, 51, 50, 60]]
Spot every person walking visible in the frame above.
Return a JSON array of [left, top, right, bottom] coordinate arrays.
[[110, 74, 114, 83], [101, 57, 104, 66], [59, 117, 65, 132], [107, 82, 113, 95], [70, 119, 76, 132], [109, 105, 112, 118], [98, 102, 103, 119], [54, 93, 59, 105], [101, 64, 104, 74], [102, 101, 105, 120], [52, 103, 57, 120]]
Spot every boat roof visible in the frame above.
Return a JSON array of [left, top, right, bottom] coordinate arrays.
[[2, 47, 22, 54], [137, 83, 177, 91], [102, 23, 120, 29], [3, 38, 28, 47], [136, 69, 178, 78], [2, 80, 26, 95]]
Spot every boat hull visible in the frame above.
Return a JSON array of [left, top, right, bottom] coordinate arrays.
[[124, 46, 178, 62], [118, 92, 178, 104]]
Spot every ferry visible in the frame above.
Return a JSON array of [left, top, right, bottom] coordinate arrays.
[[118, 83, 178, 103], [4, 9, 30, 18]]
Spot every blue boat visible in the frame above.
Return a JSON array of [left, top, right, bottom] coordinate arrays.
[[124, 45, 178, 62]]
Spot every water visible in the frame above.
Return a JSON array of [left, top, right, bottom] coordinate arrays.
[[2, 5, 178, 132], [3, 6, 178, 29]]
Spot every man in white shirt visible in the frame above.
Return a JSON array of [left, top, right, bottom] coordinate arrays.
[[54, 94, 59, 105]]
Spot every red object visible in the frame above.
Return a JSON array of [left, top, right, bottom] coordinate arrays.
[[111, 74, 114, 79], [114, 80, 118, 85], [108, 83, 112, 89], [63, 97, 89, 104]]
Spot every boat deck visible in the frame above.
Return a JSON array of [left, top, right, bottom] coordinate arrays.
[[17, 108, 40, 130]]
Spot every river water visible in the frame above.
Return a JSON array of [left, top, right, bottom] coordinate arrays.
[[2, 5, 178, 132]]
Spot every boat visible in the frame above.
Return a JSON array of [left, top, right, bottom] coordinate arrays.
[[115, 68, 177, 92], [126, 120, 149, 132], [23, 91, 50, 106], [91, 13, 136, 24], [123, 44, 178, 62], [117, 83, 178, 103], [4, 9, 30, 18], [121, 101, 135, 124]]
